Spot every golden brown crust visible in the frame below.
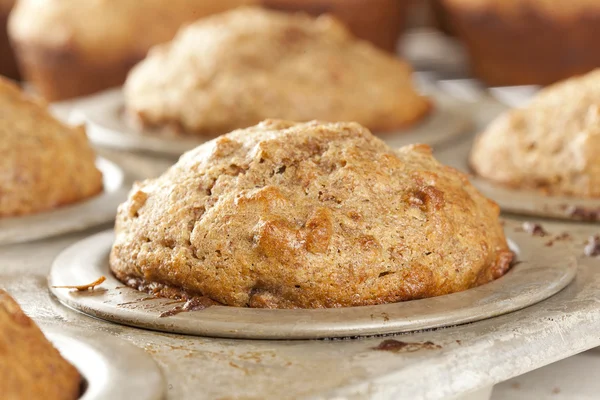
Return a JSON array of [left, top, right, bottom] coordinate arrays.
[[0, 290, 81, 400], [442, 0, 600, 85], [470, 69, 600, 197], [110, 120, 511, 309], [260, 0, 409, 52], [0, 77, 103, 217], [125, 7, 430, 137], [8, 0, 257, 100]]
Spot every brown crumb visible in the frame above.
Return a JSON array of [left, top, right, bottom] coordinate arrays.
[[522, 222, 548, 237], [583, 235, 600, 257], [52, 276, 106, 291], [511, 382, 521, 390], [545, 232, 572, 247], [552, 387, 561, 394], [372, 339, 441, 353]]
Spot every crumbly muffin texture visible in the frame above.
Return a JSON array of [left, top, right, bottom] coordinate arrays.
[[470, 69, 600, 197], [0, 290, 81, 400], [111, 120, 512, 309], [0, 78, 102, 217], [124, 7, 430, 136]]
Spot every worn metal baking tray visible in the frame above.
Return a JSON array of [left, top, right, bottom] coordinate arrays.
[[66, 88, 471, 157], [0, 158, 127, 245], [436, 138, 600, 222], [48, 226, 576, 340], [46, 327, 165, 400]]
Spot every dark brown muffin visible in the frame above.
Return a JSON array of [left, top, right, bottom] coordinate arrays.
[[441, 0, 600, 86], [0, 0, 18, 79], [110, 120, 512, 309], [0, 290, 81, 400], [261, 0, 410, 52], [8, 0, 257, 101]]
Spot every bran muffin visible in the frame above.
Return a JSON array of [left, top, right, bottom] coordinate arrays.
[[260, 0, 410, 52], [110, 120, 512, 309], [8, 0, 257, 101], [0, 77, 102, 217], [470, 69, 600, 197], [124, 7, 431, 137], [0, 290, 81, 400], [441, 0, 600, 85]]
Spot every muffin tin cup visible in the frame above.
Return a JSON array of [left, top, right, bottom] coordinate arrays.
[[48, 222, 576, 340], [45, 327, 165, 400], [436, 139, 600, 223], [0, 158, 128, 245], [70, 88, 471, 158]]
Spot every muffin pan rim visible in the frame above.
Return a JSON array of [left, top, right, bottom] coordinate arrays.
[[48, 225, 577, 340], [0, 158, 128, 245], [45, 327, 165, 400], [70, 87, 472, 157], [437, 138, 600, 223]]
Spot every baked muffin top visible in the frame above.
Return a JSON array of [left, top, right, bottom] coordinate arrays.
[[124, 7, 430, 136], [470, 69, 600, 197], [9, 0, 256, 61], [110, 120, 511, 309], [0, 78, 102, 216], [0, 290, 81, 400]]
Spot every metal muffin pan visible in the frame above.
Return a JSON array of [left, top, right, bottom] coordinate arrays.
[[436, 139, 600, 222], [48, 226, 576, 340], [0, 158, 128, 245], [69, 88, 471, 157], [45, 327, 165, 400]]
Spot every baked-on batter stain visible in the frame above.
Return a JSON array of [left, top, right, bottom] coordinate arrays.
[[159, 297, 215, 318], [372, 339, 441, 353], [566, 206, 600, 222]]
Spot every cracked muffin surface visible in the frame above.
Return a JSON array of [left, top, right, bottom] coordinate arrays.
[[124, 7, 430, 136], [0, 290, 81, 400], [110, 120, 512, 309], [470, 69, 600, 197], [0, 77, 102, 217]]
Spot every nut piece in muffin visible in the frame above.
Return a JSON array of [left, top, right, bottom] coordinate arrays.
[[441, 0, 600, 86], [0, 290, 81, 400], [0, 0, 19, 80], [261, 0, 410, 52], [124, 7, 431, 137], [470, 69, 600, 198], [8, 0, 257, 101], [0, 77, 102, 217], [110, 119, 512, 309]]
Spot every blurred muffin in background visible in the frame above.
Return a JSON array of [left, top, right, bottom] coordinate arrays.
[[441, 0, 600, 86], [124, 7, 430, 137], [261, 0, 411, 52], [8, 0, 257, 101], [0, 0, 18, 79]]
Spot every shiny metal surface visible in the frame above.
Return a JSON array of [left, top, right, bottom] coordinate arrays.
[[46, 328, 165, 400], [0, 158, 127, 245]]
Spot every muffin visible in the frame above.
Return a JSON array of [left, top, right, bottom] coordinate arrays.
[[470, 69, 600, 197], [110, 119, 512, 309], [124, 7, 431, 137], [0, 290, 81, 400], [441, 0, 600, 86], [0, 0, 18, 79], [260, 0, 410, 52], [8, 0, 257, 101], [0, 77, 103, 217]]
